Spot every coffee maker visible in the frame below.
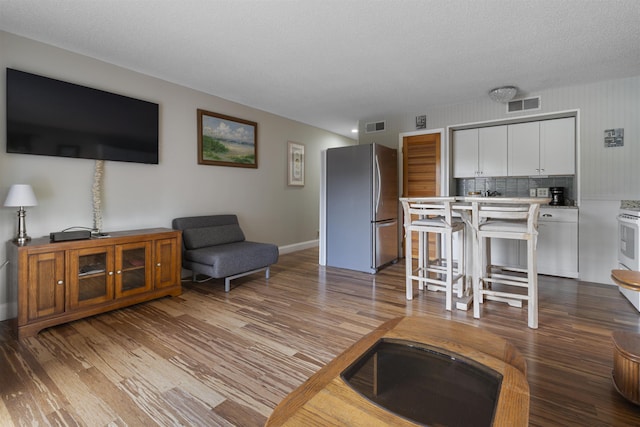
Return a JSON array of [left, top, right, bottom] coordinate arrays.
[[549, 187, 565, 206]]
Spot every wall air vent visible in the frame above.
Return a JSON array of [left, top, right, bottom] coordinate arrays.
[[365, 120, 386, 133], [507, 96, 541, 113]]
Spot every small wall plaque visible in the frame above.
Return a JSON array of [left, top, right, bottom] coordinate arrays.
[[605, 128, 624, 147], [416, 115, 427, 129]]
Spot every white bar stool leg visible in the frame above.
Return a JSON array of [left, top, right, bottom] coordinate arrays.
[[473, 229, 482, 319], [418, 230, 425, 290], [528, 236, 538, 329], [445, 230, 453, 311], [456, 228, 465, 298], [406, 226, 413, 300]]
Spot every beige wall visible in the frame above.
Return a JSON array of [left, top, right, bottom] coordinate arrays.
[[0, 31, 355, 320]]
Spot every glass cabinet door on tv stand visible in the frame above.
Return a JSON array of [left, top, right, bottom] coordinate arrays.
[[115, 241, 152, 298], [69, 246, 115, 309]]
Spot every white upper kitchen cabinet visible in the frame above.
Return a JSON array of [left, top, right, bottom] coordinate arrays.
[[508, 117, 575, 176], [453, 126, 508, 178], [508, 122, 539, 176], [452, 129, 477, 178], [540, 117, 576, 175]]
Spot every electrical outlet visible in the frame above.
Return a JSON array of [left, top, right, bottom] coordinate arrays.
[[537, 187, 549, 197], [529, 189, 537, 197]]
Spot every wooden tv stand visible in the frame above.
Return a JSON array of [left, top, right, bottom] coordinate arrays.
[[7, 228, 182, 339]]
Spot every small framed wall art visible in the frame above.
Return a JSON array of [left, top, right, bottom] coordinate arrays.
[[197, 109, 258, 168], [604, 128, 624, 148], [287, 141, 305, 186]]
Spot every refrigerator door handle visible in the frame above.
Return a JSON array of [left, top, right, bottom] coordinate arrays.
[[375, 154, 381, 214]]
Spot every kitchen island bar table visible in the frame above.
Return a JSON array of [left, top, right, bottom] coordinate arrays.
[[402, 196, 550, 328]]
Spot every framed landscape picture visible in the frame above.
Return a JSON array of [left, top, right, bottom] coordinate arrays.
[[287, 141, 305, 186], [197, 109, 258, 168]]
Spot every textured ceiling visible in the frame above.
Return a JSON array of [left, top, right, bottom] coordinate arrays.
[[1, 0, 639, 137]]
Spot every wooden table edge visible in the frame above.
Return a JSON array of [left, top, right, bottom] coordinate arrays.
[[265, 316, 529, 426]]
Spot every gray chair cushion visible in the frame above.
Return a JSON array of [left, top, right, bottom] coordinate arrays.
[[182, 224, 245, 249], [184, 241, 279, 278], [172, 214, 279, 282], [173, 214, 239, 232]]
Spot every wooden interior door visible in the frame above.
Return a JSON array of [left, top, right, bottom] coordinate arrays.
[[402, 132, 441, 259]]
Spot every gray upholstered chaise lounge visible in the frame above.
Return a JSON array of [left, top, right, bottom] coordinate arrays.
[[172, 214, 279, 292]]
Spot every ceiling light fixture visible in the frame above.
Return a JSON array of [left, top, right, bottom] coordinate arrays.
[[488, 86, 518, 103]]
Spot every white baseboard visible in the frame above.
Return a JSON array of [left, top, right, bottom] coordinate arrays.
[[278, 240, 318, 255]]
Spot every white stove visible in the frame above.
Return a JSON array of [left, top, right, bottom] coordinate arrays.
[[618, 201, 640, 311], [619, 207, 640, 220]]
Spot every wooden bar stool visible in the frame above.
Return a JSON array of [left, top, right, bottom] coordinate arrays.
[[611, 269, 640, 405], [472, 201, 541, 329], [400, 197, 465, 311]]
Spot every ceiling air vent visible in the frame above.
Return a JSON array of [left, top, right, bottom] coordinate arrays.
[[365, 120, 386, 133], [507, 96, 541, 113]]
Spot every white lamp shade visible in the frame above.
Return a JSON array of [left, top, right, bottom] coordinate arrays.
[[4, 184, 38, 207]]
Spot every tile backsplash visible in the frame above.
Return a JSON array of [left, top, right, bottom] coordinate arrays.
[[455, 176, 576, 205]]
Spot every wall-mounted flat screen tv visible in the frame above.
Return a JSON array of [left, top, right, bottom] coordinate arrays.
[[6, 68, 159, 164]]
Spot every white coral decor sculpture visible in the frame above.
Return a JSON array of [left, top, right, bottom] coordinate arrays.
[[92, 160, 104, 233]]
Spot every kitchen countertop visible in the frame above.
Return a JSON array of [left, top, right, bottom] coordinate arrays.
[[540, 204, 578, 209], [457, 195, 577, 209], [621, 200, 640, 210]]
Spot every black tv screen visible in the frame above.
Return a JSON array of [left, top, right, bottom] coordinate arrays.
[[6, 68, 159, 164]]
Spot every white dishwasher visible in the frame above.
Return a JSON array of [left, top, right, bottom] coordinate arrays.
[[536, 207, 579, 278]]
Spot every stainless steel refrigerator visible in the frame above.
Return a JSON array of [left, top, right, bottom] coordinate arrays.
[[326, 143, 398, 273]]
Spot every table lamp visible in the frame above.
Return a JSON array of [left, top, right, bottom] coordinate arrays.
[[4, 184, 38, 245]]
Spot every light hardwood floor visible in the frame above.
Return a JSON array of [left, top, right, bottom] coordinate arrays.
[[1, 247, 640, 426]]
